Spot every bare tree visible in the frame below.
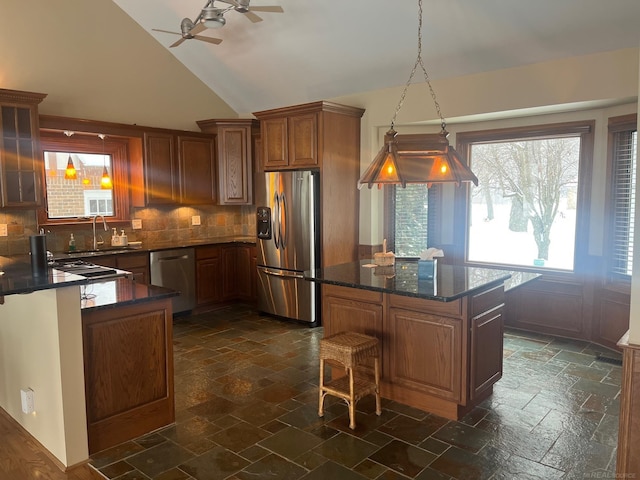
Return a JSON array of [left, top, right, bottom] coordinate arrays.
[[472, 138, 579, 260]]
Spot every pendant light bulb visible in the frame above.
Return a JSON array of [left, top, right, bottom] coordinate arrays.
[[98, 133, 112, 189], [64, 155, 77, 180]]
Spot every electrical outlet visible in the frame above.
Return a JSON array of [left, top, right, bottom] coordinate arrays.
[[191, 215, 201, 226], [20, 388, 34, 414], [131, 219, 142, 230], [0, 224, 7, 236]]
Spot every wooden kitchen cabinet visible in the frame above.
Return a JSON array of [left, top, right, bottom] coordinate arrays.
[[197, 119, 258, 205], [195, 245, 223, 307], [143, 130, 216, 206], [89, 252, 149, 285], [82, 296, 174, 454], [178, 135, 216, 204], [259, 113, 317, 170], [143, 132, 177, 205], [0, 89, 47, 208], [254, 101, 365, 268], [321, 281, 505, 420]]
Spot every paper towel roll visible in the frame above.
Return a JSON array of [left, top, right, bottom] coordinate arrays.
[[30, 234, 48, 276]]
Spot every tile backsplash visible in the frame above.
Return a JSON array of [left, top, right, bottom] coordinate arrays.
[[0, 205, 256, 256]]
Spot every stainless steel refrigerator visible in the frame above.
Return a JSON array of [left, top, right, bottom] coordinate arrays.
[[255, 170, 320, 325]]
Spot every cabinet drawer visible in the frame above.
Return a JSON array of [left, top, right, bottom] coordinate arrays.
[[117, 252, 149, 270], [470, 284, 504, 317], [389, 294, 462, 318], [196, 245, 221, 260], [323, 284, 383, 304]]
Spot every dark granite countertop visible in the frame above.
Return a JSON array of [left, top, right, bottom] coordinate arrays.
[[0, 255, 89, 296], [80, 277, 178, 311], [305, 259, 540, 302], [51, 235, 256, 261]]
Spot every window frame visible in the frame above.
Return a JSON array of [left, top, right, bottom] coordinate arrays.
[[454, 120, 595, 274], [604, 113, 637, 283], [38, 130, 131, 226]]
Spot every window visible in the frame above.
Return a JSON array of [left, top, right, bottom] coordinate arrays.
[[456, 121, 594, 271], [606, 114, 638, 278], [38, 131, 130, 225], [385, 184, 435, 257]]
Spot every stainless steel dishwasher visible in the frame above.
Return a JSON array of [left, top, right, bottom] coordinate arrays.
[[150, 248, 196, 314]]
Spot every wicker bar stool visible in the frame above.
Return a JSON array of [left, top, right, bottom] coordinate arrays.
[[318, 331, 381, 429]]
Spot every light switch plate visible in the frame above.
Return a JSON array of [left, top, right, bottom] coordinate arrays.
[[192, 215, 201, 226], [0, 224, 7, 236], [131, 219, 142, 230]]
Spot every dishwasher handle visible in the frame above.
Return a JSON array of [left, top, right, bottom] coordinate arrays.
[[157, 254, 191, 262]]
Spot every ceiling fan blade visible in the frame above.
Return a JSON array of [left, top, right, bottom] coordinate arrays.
[[243, 11, 263, 23], [152, 28, 181, 36], [189, 22, 207, 35], [193, 35, 223, 45], [170, 37, 186, 48], [249, 6, 284, 13]]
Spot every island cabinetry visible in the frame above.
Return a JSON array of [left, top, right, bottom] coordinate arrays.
[[197, 118, 258, 205], [82, 297, 174, 454], [0, 88, 47, 207], [143, 131, 216, 206], [321, 281, 505, 420]]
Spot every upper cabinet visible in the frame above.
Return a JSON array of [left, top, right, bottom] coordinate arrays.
[[0, 89, 47, 208], [143, 130, 216, 206], [197, 118, 258, 206], [255, 101, 365, 267]]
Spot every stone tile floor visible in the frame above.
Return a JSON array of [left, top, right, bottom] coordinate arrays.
[[90, 304, 622, 479]]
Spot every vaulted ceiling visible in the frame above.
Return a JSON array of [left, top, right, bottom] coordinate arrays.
[[113, 0, 640, 115]]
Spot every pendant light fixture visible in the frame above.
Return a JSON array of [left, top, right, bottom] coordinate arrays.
[[64, 155, 77, 180], [357, 0, 478, 190], [98, 134, 113, 190], [63, 131, 77, 180]]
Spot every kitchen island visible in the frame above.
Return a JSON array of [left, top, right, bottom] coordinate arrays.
[[0, 257, 177, 468], [305, 259, 538, 420]]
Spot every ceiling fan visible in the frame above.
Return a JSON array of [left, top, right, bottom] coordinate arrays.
[[152, 0, 284, 48]]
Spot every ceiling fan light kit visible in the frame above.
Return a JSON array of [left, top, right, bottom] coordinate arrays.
[[201, 7, 226, 28]]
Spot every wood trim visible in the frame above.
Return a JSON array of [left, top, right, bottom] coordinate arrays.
[[616, 332, 640, 476], [0, 88, 47, 105], [253, 101, 365, 120]]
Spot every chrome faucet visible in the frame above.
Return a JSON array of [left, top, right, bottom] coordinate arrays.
[[92, 215, 108, 250]]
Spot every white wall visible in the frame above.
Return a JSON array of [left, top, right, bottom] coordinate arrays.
[[0, 287, 88, 467], [628, 46, 640, 345]]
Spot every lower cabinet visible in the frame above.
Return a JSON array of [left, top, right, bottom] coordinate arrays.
[[321, 282, 505, 420], [196, 243, 257, 310], [91, 252, 149, 284], [82, 297, 174, 454]]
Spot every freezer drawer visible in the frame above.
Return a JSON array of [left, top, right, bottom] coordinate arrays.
[[257, 266, 318, 324]]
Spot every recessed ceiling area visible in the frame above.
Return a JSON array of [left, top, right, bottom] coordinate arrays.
[[112, 0, 640, 115]]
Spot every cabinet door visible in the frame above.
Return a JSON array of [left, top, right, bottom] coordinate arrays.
[[235, 245, 253, 302], [322, 293, 384, 376], [196, 257, 223, 306], [116, 252, 150, 285], [0, 104, 42, 207], [144, 132, 177, 205], [221, 246, 237, 301], [179, 135, 216, 205], [217, 126, 252, 205], [261, 117, 289, 169], [470, 306, 503, 400], [386, 307, 462, 402], [289, 113, 318, 167]]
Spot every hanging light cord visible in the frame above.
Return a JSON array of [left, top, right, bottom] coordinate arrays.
[[390, 0, 446, 132]]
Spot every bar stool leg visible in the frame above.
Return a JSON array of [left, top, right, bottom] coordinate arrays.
[[374, 356, 381, 416], [348, 367, 356, 429], [318, 358, 325, 417]]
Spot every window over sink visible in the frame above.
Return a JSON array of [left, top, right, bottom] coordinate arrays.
[[38, 131, 131, 225]]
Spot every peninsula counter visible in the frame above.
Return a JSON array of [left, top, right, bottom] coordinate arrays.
[[305, 260, 538, 420]]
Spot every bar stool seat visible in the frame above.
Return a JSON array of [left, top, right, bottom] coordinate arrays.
[[318, 331, 381, 429]]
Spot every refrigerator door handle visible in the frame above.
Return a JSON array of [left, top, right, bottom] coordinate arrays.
[[273, 192, 280, 249], [280, 192, 287, 249], [259, 266, 304, 280]]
